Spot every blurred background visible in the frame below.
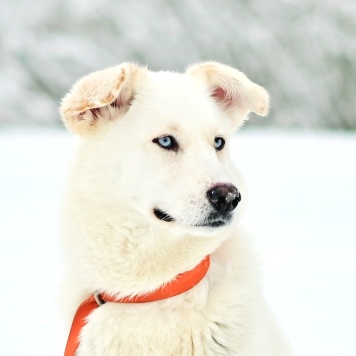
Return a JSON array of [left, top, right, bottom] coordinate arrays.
[[1, 1, 356, 356], [1, 0, 355, 130]]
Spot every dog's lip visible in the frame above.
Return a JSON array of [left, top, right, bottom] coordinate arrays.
[[153, 209, 231, 227], [153, 208, 175, 222], [195, 213, 232, 228], [195, 220, 227, 228]]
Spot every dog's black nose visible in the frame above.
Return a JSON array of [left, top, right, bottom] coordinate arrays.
[[207, 184, 241, 214]]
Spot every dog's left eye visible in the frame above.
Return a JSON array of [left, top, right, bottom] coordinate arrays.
[[214, 137, 225, 150], [153, 135, 179, 151]]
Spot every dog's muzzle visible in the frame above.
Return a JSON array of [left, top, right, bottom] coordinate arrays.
[[153, 184, 240, 228]]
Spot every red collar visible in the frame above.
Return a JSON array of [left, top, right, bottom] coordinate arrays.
[[64, 255, 210, 356]]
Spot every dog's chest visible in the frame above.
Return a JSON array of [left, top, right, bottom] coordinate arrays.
[[76, 271, 257, 356]]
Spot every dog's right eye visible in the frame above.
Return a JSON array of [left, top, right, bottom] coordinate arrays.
[[153, 135, 179, 151]]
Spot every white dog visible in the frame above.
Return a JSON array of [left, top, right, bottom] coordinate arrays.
[[60, 62, 293, 356]]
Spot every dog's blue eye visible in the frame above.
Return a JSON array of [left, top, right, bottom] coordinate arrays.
[[214, 137, 225, 150], [159, 136, 172, 147], [153, 135, 179, 151]]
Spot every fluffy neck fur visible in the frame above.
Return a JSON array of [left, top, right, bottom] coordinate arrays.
[[61, 197, 232, 298]]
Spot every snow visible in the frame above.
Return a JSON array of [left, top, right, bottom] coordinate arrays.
[[0, 129, 355, 355], [1, 0, 356, 128]]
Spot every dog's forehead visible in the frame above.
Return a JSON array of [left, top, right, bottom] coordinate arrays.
[[131, 71, 229, 133], [144, 71, 208, 105]]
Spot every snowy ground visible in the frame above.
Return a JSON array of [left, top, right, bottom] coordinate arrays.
[[0, 128, 355, 356]]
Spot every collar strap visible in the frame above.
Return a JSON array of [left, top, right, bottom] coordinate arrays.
[[64, 255, 210, 356]]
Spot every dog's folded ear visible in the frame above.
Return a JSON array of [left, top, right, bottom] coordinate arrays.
[[186, 62, 270, 128], [60, 63, 145, 135]]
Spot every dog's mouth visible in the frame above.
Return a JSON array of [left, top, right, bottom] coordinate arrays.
[[153, 208, 231, 228], [196, 220, 227, 228], [153, 208, 175, 222], [195, 213, 232, 228]]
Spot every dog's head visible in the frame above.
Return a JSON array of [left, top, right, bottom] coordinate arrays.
[[61, 62, 269, 236]]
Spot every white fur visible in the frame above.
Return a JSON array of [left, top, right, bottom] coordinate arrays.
[[60, 62, 293, 355]]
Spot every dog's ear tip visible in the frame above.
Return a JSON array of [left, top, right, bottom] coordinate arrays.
[[256, 106, 269, 117], [251, 85, 270, 117]]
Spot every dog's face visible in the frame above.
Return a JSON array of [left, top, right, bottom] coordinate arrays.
[[61, 62, 269, 237]]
